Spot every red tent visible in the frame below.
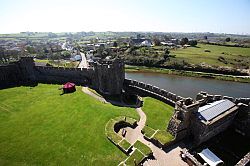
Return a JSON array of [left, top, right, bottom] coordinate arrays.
[[63, 82, 76, 93]]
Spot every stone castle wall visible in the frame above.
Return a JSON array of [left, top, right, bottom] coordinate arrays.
[[124, 79, 185, 106], [168, 91, 250, 146], [190, 108, 238, 145], [0, 57, 125, 95], [34, 66, 95, 86], [196, 91, 250, 105], [0, 64, 22, 88]]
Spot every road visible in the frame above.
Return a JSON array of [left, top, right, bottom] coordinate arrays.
[[78, 52, 88, 69]]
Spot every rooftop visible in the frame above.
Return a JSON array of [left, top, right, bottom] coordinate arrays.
[[196, 99, 236, 121]]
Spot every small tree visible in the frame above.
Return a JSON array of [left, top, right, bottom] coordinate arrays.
[[0, 47, 7, 63], [180, 38, 189, 45], [113, 41, 118, 47], [163, 49, 170, 60], [153, 37, 161, 46], [225, 37, 230, 42], [188, 40, 198, 47]]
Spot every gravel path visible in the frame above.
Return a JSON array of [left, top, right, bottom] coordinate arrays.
[[124, 106, 187, 166], [81, 87, 108, 103], [81, 89, 188, 165]]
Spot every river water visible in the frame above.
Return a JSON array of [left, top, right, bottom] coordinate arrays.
[[125, 72, 250, 98]]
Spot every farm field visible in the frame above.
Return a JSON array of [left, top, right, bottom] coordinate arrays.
[[0, 84, 139, 165], [170, 43, 250, 67]]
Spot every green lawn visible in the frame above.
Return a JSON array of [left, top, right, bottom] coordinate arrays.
[[152, 130, 174, 145], [142, 126, 156, 138], [171, 43, 250, 67], [0, 84, 139, 166], [142, 97, 174, 130], [118, 139, 131, 151], [133, 141, 151, 156], [105, 116, 136, 151], [125, 149, 145, 166], [142, 97, 175, 144]]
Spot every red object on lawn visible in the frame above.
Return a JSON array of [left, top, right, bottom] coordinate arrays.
[[63, 82, 76, 93]]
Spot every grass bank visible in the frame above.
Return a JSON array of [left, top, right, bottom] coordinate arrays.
[[142, 97, 175, 144], [0, 84, 139, 165], [125, 65, 250, 83]]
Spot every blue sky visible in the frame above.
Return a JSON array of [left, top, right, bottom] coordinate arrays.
[[0, 0, 250, 34]]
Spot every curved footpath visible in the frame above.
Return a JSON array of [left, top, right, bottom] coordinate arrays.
[[81, 87, 187, 166], [82, 87, 108, 103], [124, 108, 187, 166]]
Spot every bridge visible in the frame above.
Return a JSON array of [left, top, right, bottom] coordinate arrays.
[[123, 79, 186, 107]]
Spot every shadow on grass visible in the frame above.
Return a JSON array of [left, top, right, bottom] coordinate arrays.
[[101, 94, 142, 108], [0, 82, 38, 90]]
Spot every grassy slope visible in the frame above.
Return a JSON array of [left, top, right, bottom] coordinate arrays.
[[142, 97, 174, 130], [142, 97, 174, 144], [171, 43, 250, 67], [0, 84, 139, 166]]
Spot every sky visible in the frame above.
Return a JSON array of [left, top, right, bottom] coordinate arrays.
[[0, 0, 250, 34]]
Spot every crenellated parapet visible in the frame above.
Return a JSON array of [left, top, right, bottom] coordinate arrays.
[[196, 91, 250, 105], [0, 57, 125, 95], [123, 79, 185, 106]]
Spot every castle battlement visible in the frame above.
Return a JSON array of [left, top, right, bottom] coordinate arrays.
[[0, 57, 125, 95]]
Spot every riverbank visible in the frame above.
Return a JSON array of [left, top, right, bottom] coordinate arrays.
[[125, 65, 250, 83]]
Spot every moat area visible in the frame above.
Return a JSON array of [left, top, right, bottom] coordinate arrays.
[[126, 72, 250, 98]]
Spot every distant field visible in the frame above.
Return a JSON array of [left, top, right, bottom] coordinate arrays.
[[34, 59, 79, 68], [0, 84, 139, 165], [170, 43, 250, 67]]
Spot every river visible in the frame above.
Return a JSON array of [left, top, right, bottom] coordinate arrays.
[[125, 72, 250, 98]]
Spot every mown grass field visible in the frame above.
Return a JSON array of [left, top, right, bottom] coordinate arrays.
[[142, 97, 174, 130], [170, 43, 250, 67], [0, 84, 139, 166], [142, 97, 175, 144]]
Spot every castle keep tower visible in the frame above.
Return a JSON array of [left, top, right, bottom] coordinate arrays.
[[93, 59, 125, 95]]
